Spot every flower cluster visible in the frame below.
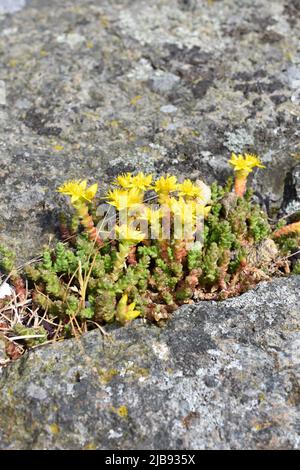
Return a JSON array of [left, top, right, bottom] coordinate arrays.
[[104, 172, 211, 243], [2, 152, 299, 356]]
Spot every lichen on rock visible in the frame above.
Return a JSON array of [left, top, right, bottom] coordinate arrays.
[[0, 276, 299, 449]]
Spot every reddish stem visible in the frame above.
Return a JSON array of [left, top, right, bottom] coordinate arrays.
[[273, 221, 300, 238], [234, 175, 247, 197], [127, 246, 137, 265]]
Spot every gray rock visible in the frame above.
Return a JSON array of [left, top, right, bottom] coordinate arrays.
[[0, 0, 25, 14], [281, 163, 300, 216], [0, 0, 299, 452], [160, 104, 178, 114], [149, 72, 181, 94], [1, 0, 299, 261], [286, 65, 300, 90], [293, 165, 300, 201], [0, 80, 5, 105], [223, 129, 255, 154], [0, 276, 299, 450]]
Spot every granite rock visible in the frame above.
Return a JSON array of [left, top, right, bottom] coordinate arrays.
[[0, 0, 300, 450], [0, 0, 26, 15], [0, 0, 299, 260], [0, 276, 299, 450]]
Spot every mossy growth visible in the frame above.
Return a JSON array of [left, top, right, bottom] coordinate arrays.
[[0, 154, 299, 351]]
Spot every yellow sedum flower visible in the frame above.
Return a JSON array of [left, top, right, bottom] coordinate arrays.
[[140, 206, 161, 224], [57, 180, 98, 204], [139, 207, 161, 238], [131, 172, 153, 190], [168, 197, 196, 222], [177, 179, 203, 199], [229, 153, 265, 197], [157, 193, 171, 205], [106, 188, 143, 211], [114, 172, 153, 190], [165, 196, 209, 224], [114, 173, 133, 188], [229, 153, 265, 176], [116, 294, 140, 324], [204, 205, 212, 216], [154, 175, 178, 194], [115, 224, 146, 243]]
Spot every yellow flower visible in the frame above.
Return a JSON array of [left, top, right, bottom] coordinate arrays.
[[114, 173, 133, 188], [229, 153, 265, 176], [57, 180, 98, 204], [116, 294, 140, 324], [115, 224, 146, 243], [168, 197, 196, 222], [131, 172, 153, 190], [114, 172, 153, 191], [192, 203, 211, 217], [163, 196, 176, 209], [157, 193, 171, 205], [138, 207, 161, 238], [106, 188, 143, 211], [204, 205, 211, 216], [140, 206, 161, 224], [154, 175, 178, 194], [177, 179, 203, 199]]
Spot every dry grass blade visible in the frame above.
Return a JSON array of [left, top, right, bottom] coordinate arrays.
[[0, 287, 46, 364], [86, 319, 111, 338]]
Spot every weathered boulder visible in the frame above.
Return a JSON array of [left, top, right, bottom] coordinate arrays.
[[0, 275, 299, 450], [0, 0, 299, 260], [0, 0, 299, 451]]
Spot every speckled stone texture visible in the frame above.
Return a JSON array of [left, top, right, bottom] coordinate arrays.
[[1, 0, 300, 451], [0, 0, 299, 260], [0, 276, 299, 450]]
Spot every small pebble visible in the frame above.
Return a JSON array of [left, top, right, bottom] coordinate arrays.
[[0, 281, 14, 299], [160, 104, 178, 114]]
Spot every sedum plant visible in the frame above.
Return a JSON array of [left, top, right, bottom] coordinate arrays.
[[1, 153, 299, 350]]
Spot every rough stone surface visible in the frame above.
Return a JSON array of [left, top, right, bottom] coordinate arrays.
[[0, 0, 300, 260], [0, 0, 26, 15], [0, 276, 299, 450], [281, 163, 300, 216], [0, 0, 300, 451]]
